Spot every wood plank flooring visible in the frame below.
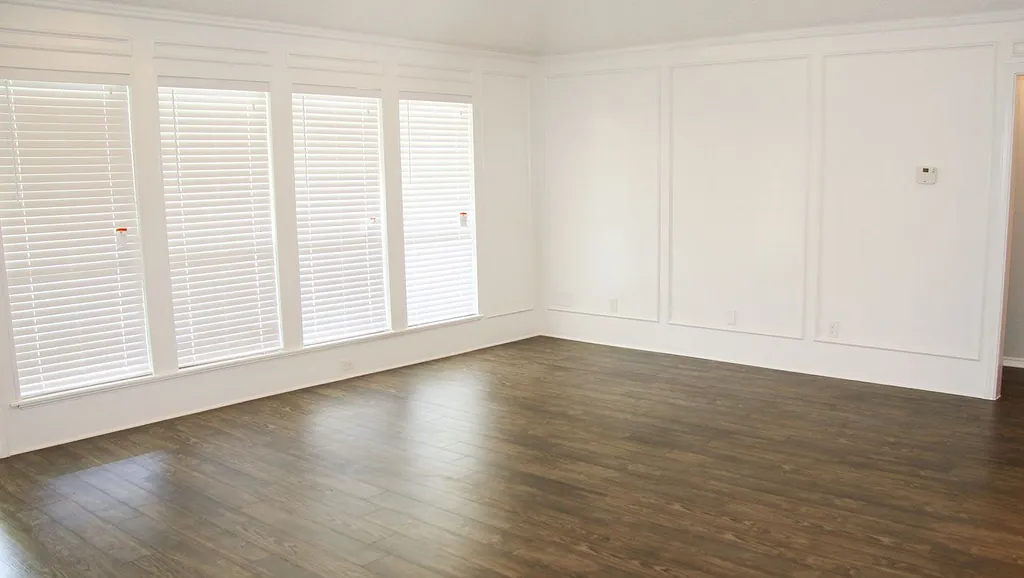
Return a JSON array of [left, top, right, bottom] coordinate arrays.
[[1, 336, 1024, 577]]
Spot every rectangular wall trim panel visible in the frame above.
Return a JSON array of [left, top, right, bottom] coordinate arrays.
[[818, 45, 995, 360], [0, 27, 131, 57], [544, 69, 661, 322], [153, 42, 272, 66], [478, 73, 534, 316], [670, 58, 810, 339]]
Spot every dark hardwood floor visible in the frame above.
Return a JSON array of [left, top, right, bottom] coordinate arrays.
[[1, 337, 1024, 577]]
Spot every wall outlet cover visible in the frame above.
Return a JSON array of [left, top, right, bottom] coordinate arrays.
[[829, 322, 840, 339]]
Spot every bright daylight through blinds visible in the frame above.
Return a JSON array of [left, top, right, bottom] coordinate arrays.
[[399, 99, 478, 327], [293, 92, 388, 345], [0, 80, 151, 398], [159, 86, 280, 368]]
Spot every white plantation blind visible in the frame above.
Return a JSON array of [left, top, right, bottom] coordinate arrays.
[[0, 80, 151, 398], [399, 99, 478, 327], [159, 86, 280, 368], [293, 92, 388, 345]]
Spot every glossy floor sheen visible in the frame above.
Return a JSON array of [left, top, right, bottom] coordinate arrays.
[[1, 338, 1024, 577]]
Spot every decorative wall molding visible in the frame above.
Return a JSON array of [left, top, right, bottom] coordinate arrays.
[[286, 53, 385, 90], [539, 17, 1016, 400], [287, 53, 384, 76], [395, 64, 476, 95], [153, 41, 272, 66], [543, 66, 662, 324], [0, 26, 133, 74], [0, 26, 131, 56], [667, 56, 811, 341], [812, 43, 995, 362], [397, 64, 474, 84], [542, 9, 1024, 59], [6, 0, 1023, 63], [4, 0, 537, 62]]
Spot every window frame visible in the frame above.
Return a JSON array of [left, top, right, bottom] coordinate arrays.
[[0, 76, 489, 407], [291, 86, 392, 346], [397, 92, 481, 328], [157, 80, 283, 369], [0, 75, 154, 399]]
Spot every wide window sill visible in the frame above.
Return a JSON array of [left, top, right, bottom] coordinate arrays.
[[11, 314, 483, 410]]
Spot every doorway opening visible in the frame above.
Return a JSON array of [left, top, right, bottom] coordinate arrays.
[[999, 75, 1024, 399]]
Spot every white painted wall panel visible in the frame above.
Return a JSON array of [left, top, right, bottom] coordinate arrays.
[[818, 45, 995, 359], [544, 69, 661, 321], [670, 58, 810, 338], [478, 73, 535, 316]]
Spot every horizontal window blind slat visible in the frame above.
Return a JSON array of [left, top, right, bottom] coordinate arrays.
[[10, 301, 146, 327], [16, 353, 150, 381], [173, 310, 281, 337], [179, 339, 278, 368], [299, 295, 386, 315], [298, 260, 385, 278], [19, 364, 151, 397], [171, 291, 279, 314], [16, 335, 149, 364]]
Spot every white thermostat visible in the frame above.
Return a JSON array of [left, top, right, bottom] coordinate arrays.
[[917, 166, 938, 185]]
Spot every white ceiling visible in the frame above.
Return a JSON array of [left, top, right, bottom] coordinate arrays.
[[93, 0, 1024, 54]]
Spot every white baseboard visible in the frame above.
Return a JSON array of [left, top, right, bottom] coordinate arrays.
[[1004, 357, 1024, 368], [3, 310, 539, 457], [545, 310, 997, 399]]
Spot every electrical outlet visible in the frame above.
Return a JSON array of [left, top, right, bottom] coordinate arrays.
[[609, 298, 619, 314], [727, 310, 738, 327], [829, 322, 840, 339]]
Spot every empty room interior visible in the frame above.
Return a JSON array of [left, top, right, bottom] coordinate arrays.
[[6, 0, 1024, 576]]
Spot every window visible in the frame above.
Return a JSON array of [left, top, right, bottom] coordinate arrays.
[[293, 92, 388, 345], [0, 80, 150, 398], [399, 99, 478, 326], [159, 86, 280, 368]]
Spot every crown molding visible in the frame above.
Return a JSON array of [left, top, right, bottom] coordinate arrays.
[[541, 8, 1024, 60], [2, 0, 539, 62], [7, 0, 1024, 63]]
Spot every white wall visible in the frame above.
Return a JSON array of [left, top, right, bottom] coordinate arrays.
[[540, 18, 1024, 399], [0, 1, 538, 456]]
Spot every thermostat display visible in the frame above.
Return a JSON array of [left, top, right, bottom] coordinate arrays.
[[917, 166, 938, 185]]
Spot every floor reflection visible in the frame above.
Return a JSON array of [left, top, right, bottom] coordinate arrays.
[[1, 340, 1024, 576]]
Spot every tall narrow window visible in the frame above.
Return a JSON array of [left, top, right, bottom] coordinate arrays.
[[159, 86, 280, 368], [0, 80, 151, 398], [293, 92, 388, 345], [399, 99, 478, 327]]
